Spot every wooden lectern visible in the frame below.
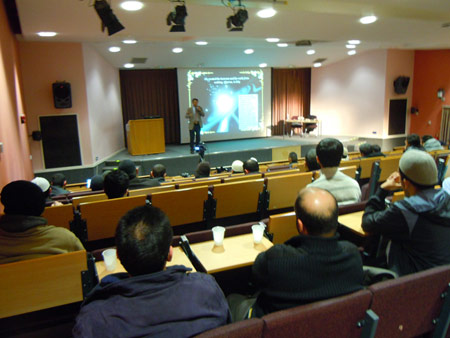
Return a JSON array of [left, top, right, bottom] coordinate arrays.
[[127, 118, 165, 155]]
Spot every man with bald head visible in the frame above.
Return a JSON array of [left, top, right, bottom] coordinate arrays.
[[250, 187, 364, 317]]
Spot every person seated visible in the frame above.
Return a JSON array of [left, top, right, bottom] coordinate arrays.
[[359, 143, 373, 158], [342, 147, 349, 161], [73, 205, 231, 337], [362, 149, 450, 276], [231, 160, 244, 174], [250, 187, 364, 317], [288, 152, 298, 167], [31, 177, 52, 203], [195, 162, 211, 178], [118, 160, 160, 189], [405, 134, 425, 151], [0, 181, 84, 264], [422, 135, 443, 151], [243, 159, 259, 174], [50, 173, 70, 196], [104, 170, 129, 199], [151, 164, 167, 182], [305, 149, 320, 172], [90, 175, 104, 191], [370, 144, 386, 157], [308, 138, 361, 204]]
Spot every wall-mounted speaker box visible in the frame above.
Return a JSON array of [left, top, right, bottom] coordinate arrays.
[[393, 76, 410, 94], [52, 82, 72, 108]]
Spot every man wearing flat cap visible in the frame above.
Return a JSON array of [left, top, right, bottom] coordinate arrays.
[[362, 149, 450, 276]]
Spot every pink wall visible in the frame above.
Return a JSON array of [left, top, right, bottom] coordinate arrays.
[[0, 3, 33, 206], [18, 42, 93, 171]]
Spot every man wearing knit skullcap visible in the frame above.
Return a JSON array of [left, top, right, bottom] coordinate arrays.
[[362, 149, 450, 276]]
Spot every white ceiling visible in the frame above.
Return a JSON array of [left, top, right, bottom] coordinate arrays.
[[15, 0, 450, 69]]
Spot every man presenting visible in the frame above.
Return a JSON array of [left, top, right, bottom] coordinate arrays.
[[186, 98, 205, 154]]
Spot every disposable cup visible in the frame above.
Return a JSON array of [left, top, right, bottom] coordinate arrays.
[[102, 248, 118, 271], [252, 224, 265, 244], [212, 226, 226, 246]]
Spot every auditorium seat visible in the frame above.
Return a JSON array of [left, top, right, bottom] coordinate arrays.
[[378, 156, 401, 182], [72, 193, 107, 209], [339, 159, 361, 169], [176, 179, 221, 189], [291, 161, 307, 172], [267, 164, 291, 172], [128, 185, 175, 196], [391, 191, 405, 203], [359, 157, 384, 179], [262, 289, 375, 338], [338, 165, 357, 179], [265, 172, 312, 211], [195, 318, 264, 338], [222, 174, 263, 183], [267, 211, 297, 245], [263, 169, 299, 177], [41, 204, 74, 230]]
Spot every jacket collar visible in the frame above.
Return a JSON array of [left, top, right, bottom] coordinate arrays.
[[285, 233, 341, 253], [0, 214, 47, 233]]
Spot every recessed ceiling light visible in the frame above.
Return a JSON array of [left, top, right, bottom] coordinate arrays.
[[195, 41, 208, 46], [277, 43, 288, 48], [109, 46, 121, 53], [348, 50, 356, 55], [37, 31, 57, 37], [122, 39, 137, 44], [313, 62, 322, 68], [120, 1, 143, 11], [244, 49, 254, 54], [266, 37, 280, 43], [306, 49, 316, 55], [348, 40, 361, 45], [346, 44, 356, 49], [257, 8, 277, 18], [124, 63, 135, 68], [172, 47, 183, 53], [359, 15, 377, 24], [259, 63, 268, 68]]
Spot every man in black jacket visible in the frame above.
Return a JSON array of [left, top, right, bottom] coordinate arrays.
[[251, 187, 364, 317], [362, 149, 450, 276], [118, 159, 160, 189]]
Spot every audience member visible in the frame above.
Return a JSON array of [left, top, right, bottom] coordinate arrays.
[[305, 149, 320, 172], [443, 177, 450, 195], [362, 149, 450, 276], [359, 143, 373, 158], [104, 170, 129, 199], [422, 135, 443, 151], [0, 181, 84, 264], [231, 160, 244, 174], [243, 159, 259, 174], [195, 162, 211, 178], [31, 177, 52, 201], [73, 205, 230, 337], [119, 159, 160, 189], [370, 144, 386, 157], [405, 133, 425, 151], [90, 175, 104, 191], [342, 147, 349, 161], [249, 187, 364, 317], [151, 164, 167, 182], [308, 138, 361, 204], [50, 173, 70, 196], [288, 152, 298, 164]]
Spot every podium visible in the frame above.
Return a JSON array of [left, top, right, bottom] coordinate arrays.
[[127, 118, 165, 155]]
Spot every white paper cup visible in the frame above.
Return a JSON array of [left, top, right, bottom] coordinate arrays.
[[102, 248, 117, 271], [212, 226, 226, 246], [252, 225, 265, 244]]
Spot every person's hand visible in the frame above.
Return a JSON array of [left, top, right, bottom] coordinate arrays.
[[381, 171, 402, 191], [51, 201, 63, 207]]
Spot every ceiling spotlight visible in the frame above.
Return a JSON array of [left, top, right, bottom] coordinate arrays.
[[257, 8, 276, 18], [359, 15, 377, 24], [94, 0, 125, 36], [37, 31, 57, 37], [348, 50, 356, 55], [277, 43, 288, 47], [266, 37, 279, 43], [227, 8, 248, 32], [195, 41, 208, 46], [306, 49, 315, 55], [244, 49, 254, 54], [124, 63, 135, 68], [348, 40, 361, 45], [120, 1, 143, 11], [109, 46, 121, 52], [167, 4, 188, 32], [259, 63, 267, 68], [313, 62, 322, 68], [346, 44, 356, 49], [122, 39, 137, 44], [172, 47, 183, 53]]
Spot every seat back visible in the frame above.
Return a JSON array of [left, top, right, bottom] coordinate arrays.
[[72, 193, 107, 208], [391, 191, 405, 203], [339, 165, 357, 179], [196, 318, 264, 338], [369, 265, 450, 338], [213, 179, 265, 219], [79, 195, 147, 241], [151, 186, 209, 226], [263, 169, 299, 177], [266, 172, 312, 210], [267, 211, 297, 244], [378, 156, 401, 182], [177, 179, 221, 189], [291, 162, 307, 172], [222, 174, 263, 183], [359, 157, 384, 179], [41, 204, 74, 229], [340, 159, 361, 168], [262, 289, 373, 338], [128, 185, 175, 196], [0, 251, 89, 318]]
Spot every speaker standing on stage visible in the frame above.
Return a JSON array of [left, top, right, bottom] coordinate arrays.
[[185, 98, 205, 154]]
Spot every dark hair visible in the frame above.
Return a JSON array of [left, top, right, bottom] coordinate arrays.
[[288, 152, 298, 163], [399, 169, 434, 190], [51, 173, 66, 187], [1, 181, 46, 216], [195, 162, 210, 178], [406, 134, 421, 148], [294, 189, 338, 236], [104, 170, 129, 199], [422, 135, 433, 143], [118, 160, 137, 180], [192, 98, 198, 102], [152, 164, 166, 178], [372, 144, 381, 153], [316, 138, 343, 167], [90, 175, 104, 191], [305, 149, 320, 171], [243, 159, 259, 173], [116, 205, 173, 276], [359, 143, 373, 156]]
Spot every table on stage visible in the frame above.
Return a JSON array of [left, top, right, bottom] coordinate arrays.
[[283, 118, 321, 138], [127, 118, 165, 155], [338, 211, 369, 237]]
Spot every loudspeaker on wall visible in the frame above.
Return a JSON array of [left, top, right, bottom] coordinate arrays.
[[52, 82, 72, 108], [393, 76, 410, 95]]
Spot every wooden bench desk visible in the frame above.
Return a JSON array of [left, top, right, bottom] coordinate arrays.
[[338, 211, 369, 237]]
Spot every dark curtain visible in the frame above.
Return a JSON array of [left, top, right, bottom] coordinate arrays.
[[271, 68, 311, 135], [120, 69, 180, 144]]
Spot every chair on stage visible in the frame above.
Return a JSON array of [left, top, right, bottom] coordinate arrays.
[[289, 116, 303, 137], [303, 114, 318, 135]]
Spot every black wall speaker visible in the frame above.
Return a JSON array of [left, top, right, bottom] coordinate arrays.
[[393, 76, 410, 94], [52, 82, 72, 108], [31, 131, 42, 141]]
